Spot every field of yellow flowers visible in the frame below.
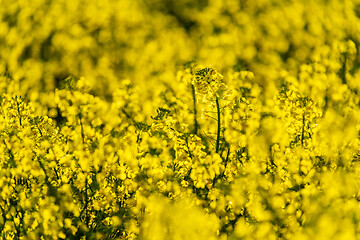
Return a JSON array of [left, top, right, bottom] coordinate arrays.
[[2, 0, 360, 239]]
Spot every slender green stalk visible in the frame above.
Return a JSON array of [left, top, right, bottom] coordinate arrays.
[[79, 112, 85, 145], [191, 84, 199, 135], [216, 97, 221, 153], [15, 97, 22, 126], [301, 114, 305, 146], [341, 54, 347, 84], [185, 135, 193, 159]]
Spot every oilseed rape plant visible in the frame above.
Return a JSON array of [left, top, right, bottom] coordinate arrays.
[[2, 0, 360, 239]]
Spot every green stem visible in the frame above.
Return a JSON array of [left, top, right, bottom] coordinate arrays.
[[185, 135, 193, 159], [15, 98, 22, 126], [37, 125, 43, 137], [301, 114, 305, 146], [216, 97, 221, 153], [79, 112, 85, 145], [191, 84, 199, 135], [341, 54, 347, 84]]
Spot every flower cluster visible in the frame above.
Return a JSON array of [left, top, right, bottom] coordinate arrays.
[[193, 67, 227, 101]]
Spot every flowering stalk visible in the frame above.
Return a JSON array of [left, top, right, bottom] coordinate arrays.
[[192, 67, 226, 153]]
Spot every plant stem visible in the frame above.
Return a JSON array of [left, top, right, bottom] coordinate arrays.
[[301, 114, 305, 146], [79, 112, 85, 145], [185, 135, 193, 159], [216, 97, 221, 153], [341, 54, 347, 84], [191, 84, 199, 135]]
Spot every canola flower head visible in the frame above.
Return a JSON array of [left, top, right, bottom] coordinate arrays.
[[193, 67, 227, 101]]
